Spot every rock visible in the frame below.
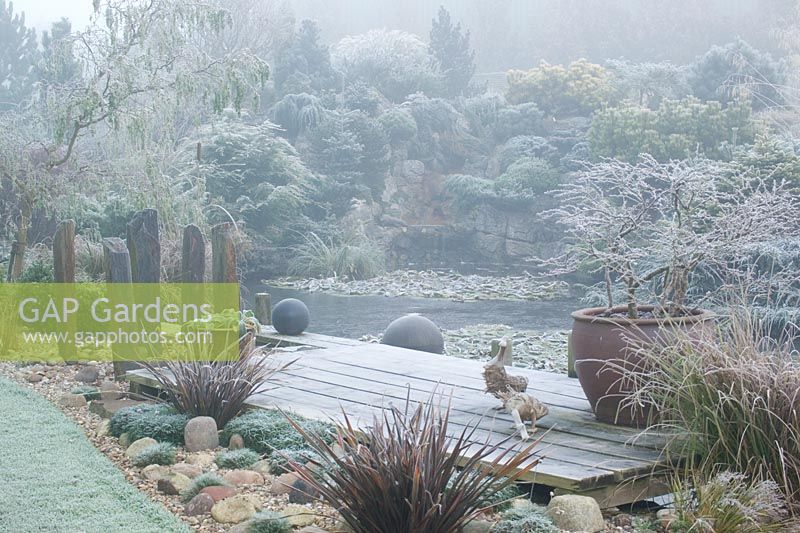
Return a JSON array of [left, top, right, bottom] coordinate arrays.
[[26, 372, 43, 383], [297, 527, 330, 533], [381, 314, 444, 354], [223, 469, 264, 486], [546, 495, 605, 533], [99, 380, 123, 400], [201, 485, 238, 502], [281, 504, 316, 527], [74, 366, 100, 383], [656, 509, 678, 530], [186, 451, 215, 468], [125, 437, 158, 459], [89, 398, 145, 418], [97, 420, 110, 437], [210, 495, 257, 524], [272, 298, 310, 335], [461, 520, 494, 533], [118, 433, 131, 448], [271, 472, 299, 495], [184, 416, 219, 452], [612, 513, 633, 527], [142, 464, 171, 481], [58, 393, 87, 408], [184, 493, 215, 516], [228, 433, 245, 450], [171, 463, 203, 479], [252, 459, 271, 476], [287, 476, 320, 504], [156, 472, 191, 495]]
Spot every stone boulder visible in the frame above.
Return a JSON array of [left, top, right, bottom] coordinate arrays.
[[227, 433, 245, 450], [281, 504, 316, 528], [201, 485, 237, 502], [546, 495, 605, 533], [171, 463, 203, 479], [142, 464, 171, 481], [58, 393, 87, 408], [211, 495, 259, 524], [381, 314, 444, 354], [223, 469, 264, 486], [124, 437, 158, 459], [156, 472, 191, 495], [184, 416, 219, 452], [74, 365, 100, 383], [185, 493, 215, 516]]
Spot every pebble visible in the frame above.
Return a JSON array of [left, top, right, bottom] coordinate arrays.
[[26, 372, 43, 383]]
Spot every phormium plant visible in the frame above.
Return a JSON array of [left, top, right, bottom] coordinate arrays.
[[283, 391, 543, 533], [143, 345, 291, 429]]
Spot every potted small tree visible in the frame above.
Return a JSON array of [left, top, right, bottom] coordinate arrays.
[[548, 155, 799, 426]]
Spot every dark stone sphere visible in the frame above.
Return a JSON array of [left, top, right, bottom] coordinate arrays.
[[272, 298, 310, 335], [381, 314, 444, 354]]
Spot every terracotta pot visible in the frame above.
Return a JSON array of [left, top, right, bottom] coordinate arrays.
[[571, 305, 714, 427]]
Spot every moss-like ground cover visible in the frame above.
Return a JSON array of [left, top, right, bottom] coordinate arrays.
[[0, 376, 190, 533]]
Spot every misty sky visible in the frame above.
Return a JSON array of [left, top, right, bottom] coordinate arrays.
[[10, 0, 786, 71], [14, 0, 93, 32]]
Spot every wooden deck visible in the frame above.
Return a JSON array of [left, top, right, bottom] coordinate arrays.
[[128, 328, 674, 508]]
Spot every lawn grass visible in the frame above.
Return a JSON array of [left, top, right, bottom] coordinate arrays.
[[0, 376, 191, 533]]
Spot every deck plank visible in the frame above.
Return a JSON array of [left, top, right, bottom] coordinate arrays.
[[126, 333, 674, 506]]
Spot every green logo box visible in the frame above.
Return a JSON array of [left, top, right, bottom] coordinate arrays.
[[0, 283, 241, 362]]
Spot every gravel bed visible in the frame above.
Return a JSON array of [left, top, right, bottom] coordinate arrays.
[[268, 269, 569, 301]]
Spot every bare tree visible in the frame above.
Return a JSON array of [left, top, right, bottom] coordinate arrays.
[[546, 155, 800, 318]]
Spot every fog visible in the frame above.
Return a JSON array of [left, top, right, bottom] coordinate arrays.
[[15, 0, 788, 70]]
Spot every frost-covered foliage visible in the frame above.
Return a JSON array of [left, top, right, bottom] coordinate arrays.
[[272, 93, 325, 141], [548, 156, 800, 317], [0, 377, 191, 532], [302, 111, 390, 192], [606, 59, 691, 108], [215, 448, 260, 469], [727, 134, 800, 188], [198, 119, 318, 241], [493, 505, 558, 533], [289, 229, 386, 280], [507, 59, 615, 116], [497, 136, 558, 172], [220, 409, 335, 455], [688, 38, 786, 109], [0, 0, 39, 110], [588, 97, 754, 161], [273, 19, 339, 98], [132, 443, 177, 467], [494, 157, 561, 199], [180, 473, 229, 503], [493, 103, 545, 142], [109, 404, 188, 444], [671, 472, 789, 532], [332, 29, 440, 101], [378, 107, 418, 144], [428, 6, 475, 97], [248, 511, 291, 533]]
